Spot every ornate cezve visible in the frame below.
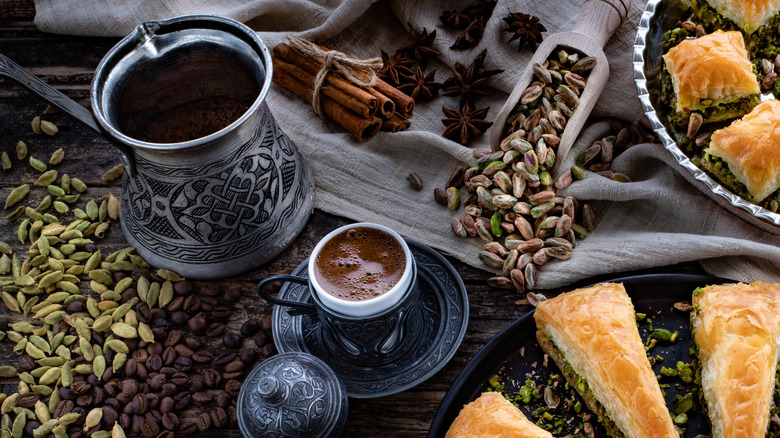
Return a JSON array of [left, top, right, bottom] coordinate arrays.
[[121, 106, 313, 265]]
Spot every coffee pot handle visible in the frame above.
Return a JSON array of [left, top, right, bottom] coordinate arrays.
[[0, 53, 137, 175], [257, 275, 317, 316]]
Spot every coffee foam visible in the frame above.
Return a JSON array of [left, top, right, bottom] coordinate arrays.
[[313, 227, 405, 301]]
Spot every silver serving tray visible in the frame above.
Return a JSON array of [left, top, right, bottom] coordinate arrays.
[[634, 0, 780, 233]]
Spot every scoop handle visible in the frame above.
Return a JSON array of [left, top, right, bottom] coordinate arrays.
[[571, 0, 629, 48], [0, 53, 136, 174]]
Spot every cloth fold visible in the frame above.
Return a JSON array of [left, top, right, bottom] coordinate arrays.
[[31, 0, 780, 288]]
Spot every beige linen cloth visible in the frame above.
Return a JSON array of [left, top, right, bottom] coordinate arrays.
[[33, 0, 780, 288]]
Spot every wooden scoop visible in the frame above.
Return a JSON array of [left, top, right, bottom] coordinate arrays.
[[490, 0, 629, 165]]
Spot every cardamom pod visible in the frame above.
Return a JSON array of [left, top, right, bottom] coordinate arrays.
[[35, 170, 57, 187], [28, 157, 46, 173], [39, 120, 58, 136], [49, 148, 64, 165], [1, 152, 10, 171], [137, 322, 154, 343], [5, 206, 25, 222], [4, 185, 30, 209], [101, 164, 124, 183], [92, 356, 106, 380], [0, 366, 17, 378], [34, 400, 50, 423], [110, 323, 137, 339], [155, 269, 183, 282], [111, 423, 126, 438], [106, 194, 120, 220], [60, 361, 73, 387], [16, 141, 27, 160], [85, 200, 98, 220], [31, 116, 42, 135]]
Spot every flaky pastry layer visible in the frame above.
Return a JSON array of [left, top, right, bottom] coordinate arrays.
[[707, 100, 780, 202], [705, 0, 780, 33], [534, 283, 678, 438], [445, 392, 553, 438], [663, 30, 759, 113], [692, 281, 780, 438]]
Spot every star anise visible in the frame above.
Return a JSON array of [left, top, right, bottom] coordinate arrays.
[[450, 17, 484, 50], [377, 50, 414, 86], [462, 0, 497, 18], [442, 61, 490, 107], [469, 49, 504, 80], [441, 104, 493, 146], [440, 9, 471, 29], [401, 23, 441, 68], [503, 12, 547, 52], [398, 66, 442, 102]]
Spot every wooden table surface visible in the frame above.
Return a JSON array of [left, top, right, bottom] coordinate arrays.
[[0, 4, 706, 437]]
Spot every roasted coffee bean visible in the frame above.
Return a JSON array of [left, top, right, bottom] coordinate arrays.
[[192, 392, 214, 404], [199, 284, 220, 297], [76, 393, 94, 407], [105, 383, 117, 397], [137, 393, 151, 414], [18, 354, 36, 371], [146, 342, 164, 356], [54, 399, 74, 417], [225, 360, 244, 373], [196, 412, 211, 431], [141, 417, 160, 438], [179, 421, 198, 434], [210, 305, 232, 320], [200, 296, 217, 311], [59, 387, 74, 400], [152, 319, 169, 331], [94, 387, 106, 405], [228, 405, 238, 425], [160, 396, 174, 414], [264, 281, 283, 296], [173, 391, 191, 410], [23, 420, 39, 437], [240, 319, 261, 337], [105, 397, 120, 411], [223, 333, 242, 349], [157, 431, 175, 438], [262, 315, 273, 331], [164, 330, 182, 348], [170, 372, 188, 387], [241, 349, 259, 365], [149, 374, 166, 390], [173, 280, 193, 296], [121, 287, 137, 303], [160, 383, 178, 398], [174, 357, 193, 373], [225, 380, 242, 397], [216, 391, 232, 409], [173, 344, 193, 358], [167, 296, 185, 312], [102, 406, 118, 427], [183, 296, 201, 314], [147, 394, 160, 410], [120, 413, 131, 429], [132, 268, 151, 281], [146, 354, 162, 372], [0, 317, 9, 331], [192, 350, 214, 364], [188, 315, 207, 336], [171, 311, 190, 325], [214, 352, 236, 366], [138, 382, 150, 395], [162, 412, 179, 430], [223, 287, 241, 303], [185, 337, 202, 350], [124, 358, 138, 376], [210, 407, 228, 428], [135, 304, 152, 323], [87, 374, 100, 387], [189, 375, 205, 392], [261, 342, 277, 357], [71, 380, 92, 395], [132, 349, 149, 363], [136, 363, 148, 380], [161, 347, 177, 366], [131, 414, 144, 434], [19, 392, 38, 408], [203, 369, 222, 388], [66, 300, 86, 313], [206, 322, 225, 337], [159, 366, 178, 377]]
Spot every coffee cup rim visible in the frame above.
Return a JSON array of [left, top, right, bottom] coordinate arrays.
[[308, 223, 414, 318]]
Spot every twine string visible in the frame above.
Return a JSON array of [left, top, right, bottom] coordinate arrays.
[[287, 35, 383, 117]]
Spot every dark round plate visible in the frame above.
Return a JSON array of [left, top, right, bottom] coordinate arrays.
[[272, 239, 469, 399], [427, 273, 735, 437]]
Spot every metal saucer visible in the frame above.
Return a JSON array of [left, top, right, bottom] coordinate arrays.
[[272, 239, 469, 399]]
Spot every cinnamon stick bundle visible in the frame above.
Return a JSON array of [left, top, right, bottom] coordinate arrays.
[[271, 41, 415, 141], [272, 66, 382, 142]]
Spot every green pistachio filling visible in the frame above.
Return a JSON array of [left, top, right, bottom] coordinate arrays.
[[537, 331, 626, 438], [691, 0, 780, 57]]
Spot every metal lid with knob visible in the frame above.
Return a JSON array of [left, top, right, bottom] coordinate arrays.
[[237, 352, 348, 437]]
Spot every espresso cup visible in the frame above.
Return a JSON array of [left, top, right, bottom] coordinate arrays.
[[257, 223, 423, 367]]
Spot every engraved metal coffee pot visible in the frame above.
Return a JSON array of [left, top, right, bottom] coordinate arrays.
[[0, 15, 315, 279]]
